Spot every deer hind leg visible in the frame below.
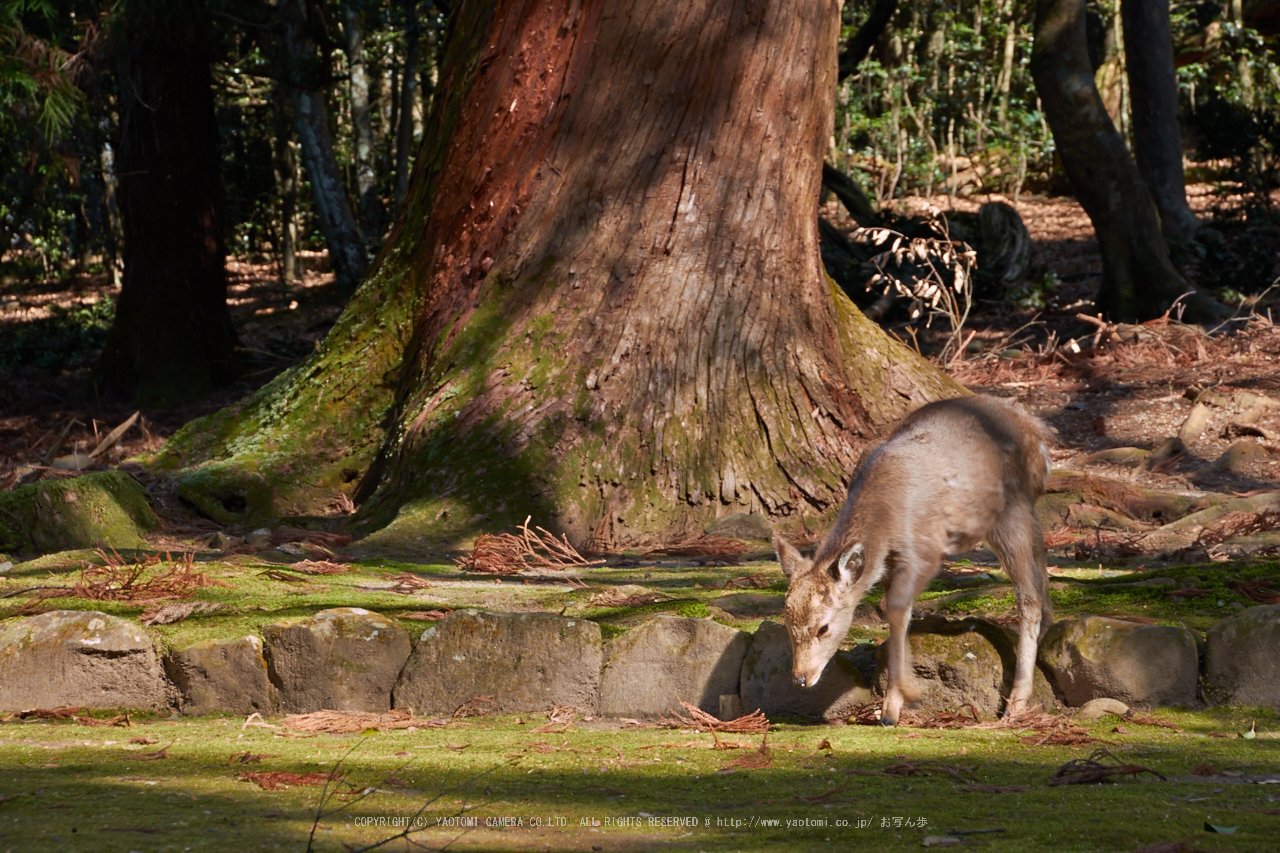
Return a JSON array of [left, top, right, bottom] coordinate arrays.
[[879, 551, 938, 727], [988, 501, 1052, 718]]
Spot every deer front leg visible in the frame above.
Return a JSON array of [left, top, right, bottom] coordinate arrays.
[[880, 602, 919, 727]]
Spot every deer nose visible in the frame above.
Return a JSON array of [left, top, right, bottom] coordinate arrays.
[[793, 673, 807, 688]]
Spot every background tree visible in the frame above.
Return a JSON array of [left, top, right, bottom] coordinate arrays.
[[1123, 0, 1201, 241], [279, 0, 367, 291], [1030, 0, 1225, 321], [92, 0, 239, 405], [160, 0, 961, 545], [343, 0, 382, 246]]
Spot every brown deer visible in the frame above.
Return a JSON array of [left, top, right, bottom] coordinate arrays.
[[774, 395, 1054, 725]]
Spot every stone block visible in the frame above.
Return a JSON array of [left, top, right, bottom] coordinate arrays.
[[393, 610, 602, 715], [0, 610, 167, 711], [262, 608, 411, 713], [165, 635, 277, 716], [598, 616, 749, 717]]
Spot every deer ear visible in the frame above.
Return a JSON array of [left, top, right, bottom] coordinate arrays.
[[834, 543, 864, 584], [774, 534, 803, 578]]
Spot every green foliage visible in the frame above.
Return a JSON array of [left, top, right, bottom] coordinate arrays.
[[0, 0, 85, 143], [1175, 5, 1280, 205], [835, 0, 1053, 202]]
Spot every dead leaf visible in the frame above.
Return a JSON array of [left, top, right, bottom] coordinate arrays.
[[237, 771, 341, 791]]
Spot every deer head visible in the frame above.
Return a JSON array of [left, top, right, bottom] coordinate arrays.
[[775, 534, 864, 688]]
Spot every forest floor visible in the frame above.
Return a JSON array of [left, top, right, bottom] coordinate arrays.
[[2, 191, 1280, 851]]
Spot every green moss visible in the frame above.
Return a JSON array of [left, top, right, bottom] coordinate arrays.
[[0, 471, 158, 556]]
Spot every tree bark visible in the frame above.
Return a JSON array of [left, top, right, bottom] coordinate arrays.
[[93, 5, 238, 405], [159, 0, 961, 546], [1121, 0, 1200, 240], [344, 0, 382, 246], [1030, 0, 1224, 322], [279, 0, 368, 291]]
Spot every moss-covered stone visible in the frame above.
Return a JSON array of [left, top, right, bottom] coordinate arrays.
[[598, 616, 750, 718], [261, 607, 412, 713], [0, 471, 158, 556], [165, 635, 278, 716], [1204, 604, 1280, 708], [872, 615, 1057, 717], [392, 610, 602, 715], [740, 620, 872, 720], [1039, 616, 1200, 707]]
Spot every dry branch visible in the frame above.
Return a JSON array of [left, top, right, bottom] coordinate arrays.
[[1048, 748, 1166, 786], [456, 517, 605, 574], [237, 770, 343, 791], [660, 701, 771, 733], [73, 550, 230, 602], [281, 709, 437, 734], [453, 695, 497, 718], [586, 590, 671, 607]]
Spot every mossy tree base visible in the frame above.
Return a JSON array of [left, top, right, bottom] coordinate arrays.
[[160, 0, 962, 548]]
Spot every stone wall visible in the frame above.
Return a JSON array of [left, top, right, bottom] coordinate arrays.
[[3, 605, 1278, 717]]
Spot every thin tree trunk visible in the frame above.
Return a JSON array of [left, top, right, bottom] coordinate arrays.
[[271, 87, 298, 283], [343, 0, 381, 244], [838, 0, 897, 81], [161, 0, 961, 542], [94, 6, 238, 404], [996, 4, 1018, 131], [279, 0, 368, 291], [1031, 0, 1224, 322], [1229, 0, 1257, 104], [1121, 0, 1200, 240], [394, 0, 420, 205], [99, 137, 124, 289]]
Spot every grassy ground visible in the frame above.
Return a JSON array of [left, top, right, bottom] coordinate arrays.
[[0, 706, 1277, 853], [2, 552, 1279, 851]]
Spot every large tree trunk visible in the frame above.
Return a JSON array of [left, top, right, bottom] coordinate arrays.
[[158, 0, 961, 548], [1030, 0, 1224, 322], [280, 0, 369, 291], [1121, 0, 1200, 240], [93, 5, 238, 405]]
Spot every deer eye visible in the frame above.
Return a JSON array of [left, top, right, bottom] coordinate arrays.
[[817, 624, 829, 638]]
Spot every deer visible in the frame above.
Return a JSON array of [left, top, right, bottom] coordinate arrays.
[[774, 395, 1054, 726]]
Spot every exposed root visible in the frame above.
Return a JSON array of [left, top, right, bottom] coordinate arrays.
[[641, 536, 750, 558]]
